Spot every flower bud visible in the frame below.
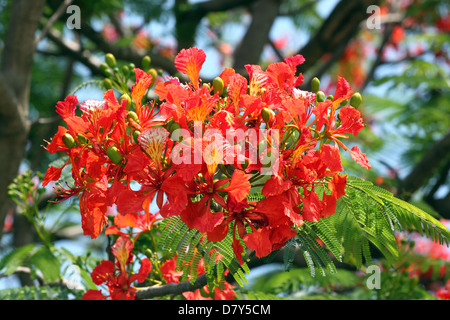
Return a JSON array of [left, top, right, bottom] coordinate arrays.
[[316, 91, 325, 102], [168, 121, 181, 133], [311, 77, 320, 93], [142, 55, 151, 70], [103, 78, 113, 90], [133, 130, 141, 144], [326, 94, 334, 100], [62, 133, 75, 149], [261, 107, 274, 123], [121, 65, 130, 77], [212, 77, 224, 95], [105, 53, 116, 68], [127, 110, 139, 123], [121, 94, 132, 109], [77, 133, 88, 145], [106, 145, 122, 164], [100, 63, 109, 75], [148, 68, 158, 87], [350, 92, 362, 108]]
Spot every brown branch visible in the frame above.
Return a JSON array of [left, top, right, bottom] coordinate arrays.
[[76, 23, 179, 76], [135, 273, 208, 300], [46, 28, 103, 76], [297, 0, 380, 75], [232, 0, 281, 75], [35, 0, 74, 45], [0, 0, 46, 240], [398, 131, 450, 202]]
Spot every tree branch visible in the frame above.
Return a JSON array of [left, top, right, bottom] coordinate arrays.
[[46, 28, 103, 76], [135, 273, 208, 300], [0, 0, 46, 239], [35, 0, 74, 45], [232, 0, 281, 75], [398, 131, 450, 202], [297, 0, 380, 75], [76, 23, 179, 76]]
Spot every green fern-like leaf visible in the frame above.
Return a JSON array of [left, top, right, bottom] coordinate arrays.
[[158, 216, 249, 288], [330, 176, 450, 269]]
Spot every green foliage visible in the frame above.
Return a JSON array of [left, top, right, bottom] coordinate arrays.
[[154, 175, 450, 294], [158, 215, 250, 288], [0, 285, 78, 300]]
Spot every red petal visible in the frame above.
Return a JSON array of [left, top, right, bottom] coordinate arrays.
[[232, 237, 245, 265], [114, 213, 139, 229], [174, 47, 206, 88], [333, 76, 353, 104], [284, 54, 305, 70], [42, 161, 68, 187], [44, 126, 68, 154], [136, 258, 152, 283], [207, 220, 229, 242], [218, 67, 236, 87], [243, 228, 273, 258], [349, 145, 371, 169], [91, 260, 115, 285], [131, 68, 153, 111], [220, 169, 251, 203], [82, 290, 106, 300], [180, 198, 224, 233], [111, 236, 134, 270], [320, 143, 344, 172], [336, 106, 365, 136], [328, 174, 347, 199], [56, 95, 78, 119], [262, 175, 292, 197], [301, 191, 322, 222]]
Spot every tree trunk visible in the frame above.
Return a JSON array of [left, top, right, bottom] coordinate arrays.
[[0, 0, 46, 239]]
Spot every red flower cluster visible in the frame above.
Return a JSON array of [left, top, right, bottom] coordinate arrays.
[[43, 47, 370, 276], [82, 236, 152, 300]]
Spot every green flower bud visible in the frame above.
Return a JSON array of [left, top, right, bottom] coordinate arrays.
[[62, 133, 75, 149], [311, 77, 320, 93], [142, 55, 151, 70], [212, 77, 224, 95], [326, 94, 334, 100], [122, 65, 130, 77], [148, 68, 158, 86], [106, 145, 122, 164], [350, 92, 362, 108], [133, 130, 141, 144], [77, 133, 88, 145], [127, 110, 139, 123], [261, 107, 274, 123], [105, 53, 116, 68], [100, 63, 109, 75], [121, 94, 132, 110], [169, 121, 181, 133], [103, 78, 113, 90], [316, 91, 325, 103]]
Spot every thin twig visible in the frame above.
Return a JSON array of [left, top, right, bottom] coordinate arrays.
[[35, 0, 74, 45]]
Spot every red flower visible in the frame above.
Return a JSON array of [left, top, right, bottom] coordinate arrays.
[[174, 47, 206, 89], [82, 236, 152, 300]]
